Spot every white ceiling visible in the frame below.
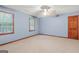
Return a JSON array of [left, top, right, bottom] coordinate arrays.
[[5, 5, 79, 17]]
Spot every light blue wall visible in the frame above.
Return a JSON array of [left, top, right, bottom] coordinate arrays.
[[0, 6, 39, 44], [39, 12, 79, 37]]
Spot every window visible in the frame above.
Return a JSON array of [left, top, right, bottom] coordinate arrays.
[[29, 16, 35, 31], [0, 11, 14, 35]]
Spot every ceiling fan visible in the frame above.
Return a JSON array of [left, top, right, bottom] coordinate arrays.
[[35, 5, 57, 17]]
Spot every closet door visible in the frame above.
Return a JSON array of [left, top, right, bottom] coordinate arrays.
[[68, 16, 78, 39]]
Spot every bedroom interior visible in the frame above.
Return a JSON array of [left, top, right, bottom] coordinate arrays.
[[0, 5, 79, 53]]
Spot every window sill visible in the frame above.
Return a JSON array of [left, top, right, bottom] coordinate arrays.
[[29, 30, 35, 32], [0, 32, 15, 36]]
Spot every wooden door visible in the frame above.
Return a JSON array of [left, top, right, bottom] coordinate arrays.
[[68, 16, 78, 39]]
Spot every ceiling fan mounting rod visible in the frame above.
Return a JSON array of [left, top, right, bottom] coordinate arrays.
[[41, 5, 50, 9]]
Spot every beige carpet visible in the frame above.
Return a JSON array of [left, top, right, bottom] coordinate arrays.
[[0, 35, 79, 53]]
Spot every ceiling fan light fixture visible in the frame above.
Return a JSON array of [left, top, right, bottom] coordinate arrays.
[[41, 5, 56, 16], [43, 9, 49, 16], [40, 5, 50, 16]]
